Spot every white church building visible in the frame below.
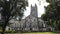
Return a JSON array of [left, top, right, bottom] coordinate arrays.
[[7, 4, 54, 31], [7, 4, 46, 31]]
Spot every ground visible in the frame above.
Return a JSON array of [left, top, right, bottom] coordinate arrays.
[[0, 30, 59, 34], [21, 32, 59, 34], [3, 32, 59, 34]]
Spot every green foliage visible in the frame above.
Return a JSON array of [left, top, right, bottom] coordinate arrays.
[[41, 0, 60, 30], [0, 30, 16, 33], [0, 0, 28, 33], [5, 30, 16, 33]]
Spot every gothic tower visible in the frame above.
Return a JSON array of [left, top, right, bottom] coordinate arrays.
[[30, 4, 38, 17]]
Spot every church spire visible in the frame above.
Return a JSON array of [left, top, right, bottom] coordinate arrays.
[[30, 4, 38, 17]]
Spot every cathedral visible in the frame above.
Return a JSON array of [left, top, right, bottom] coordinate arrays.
[[7, 4, 54, 31], [0, 0, 56, 31], [17, 4, 46, 31]]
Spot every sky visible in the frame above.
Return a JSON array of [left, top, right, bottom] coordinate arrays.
[[22, 0, 49, 19]]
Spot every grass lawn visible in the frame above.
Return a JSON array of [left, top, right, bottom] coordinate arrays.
[[22, 32, 58, 34], [0, 30, 59, 34], [4, 32, 59, 34]]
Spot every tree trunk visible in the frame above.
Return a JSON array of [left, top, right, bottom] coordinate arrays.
[[1, 20, 8, 34], [1, 24, 6, 34]]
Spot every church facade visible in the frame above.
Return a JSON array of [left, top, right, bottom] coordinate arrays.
[[17, 4, 46, 31], [0, 0, 56, 31], [7, 4, 54, 31]]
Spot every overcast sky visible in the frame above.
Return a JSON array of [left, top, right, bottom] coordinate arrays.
[[22, 0, 49, 19]]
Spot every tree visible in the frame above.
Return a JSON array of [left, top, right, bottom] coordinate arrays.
[[41, 0, 60, 30], [0, 0, 28, 34]]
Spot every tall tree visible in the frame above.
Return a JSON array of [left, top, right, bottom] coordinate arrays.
[[41, 0, 60, 30], [0, 0, 28, 34]]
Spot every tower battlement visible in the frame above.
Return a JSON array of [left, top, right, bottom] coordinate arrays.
[[30, 4, 38, 17]]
